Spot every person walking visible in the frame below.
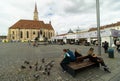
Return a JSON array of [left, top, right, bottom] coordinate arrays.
[[103, 41, 109, 53], [116, 39, 120, 52]]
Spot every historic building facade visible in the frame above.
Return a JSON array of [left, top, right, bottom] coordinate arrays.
[[8, 3, 55, 41], [52, 21, 120, 46]]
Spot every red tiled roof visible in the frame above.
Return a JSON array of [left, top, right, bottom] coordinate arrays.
[[9, 19, 54, 30], [88, 21, 120, 31], [45, 24, 54, 30]]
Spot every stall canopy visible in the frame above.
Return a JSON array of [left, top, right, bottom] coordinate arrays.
[[111, 29, 120, 37]]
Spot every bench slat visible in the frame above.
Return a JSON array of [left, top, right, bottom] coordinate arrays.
[[68, 61, 95, 70], [65, 56, 99, 77]]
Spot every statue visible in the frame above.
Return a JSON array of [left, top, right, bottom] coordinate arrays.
[[39, 30, 44, 41]]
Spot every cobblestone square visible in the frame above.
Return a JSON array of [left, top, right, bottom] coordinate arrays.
[[0, 43, 120, 81]]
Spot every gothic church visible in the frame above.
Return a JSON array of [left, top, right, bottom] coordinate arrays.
[[8, 3, 55, 41]]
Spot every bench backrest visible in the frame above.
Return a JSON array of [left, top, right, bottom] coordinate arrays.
[[68, 56, 95, 70], [68, 61, 95, 70]]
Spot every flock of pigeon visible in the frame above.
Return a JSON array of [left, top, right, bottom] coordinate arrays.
[[20, 58, 55, 80]]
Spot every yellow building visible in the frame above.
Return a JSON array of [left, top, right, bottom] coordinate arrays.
[[8, 3, 55, 42]]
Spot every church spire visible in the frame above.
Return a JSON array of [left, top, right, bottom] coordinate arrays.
[[33, 3, 39, 21]]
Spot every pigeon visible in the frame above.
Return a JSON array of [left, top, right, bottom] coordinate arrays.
[[33, 74, 39, 79], [41, 58, 45, 63], [29, 65, 32, 69], [21, 65, 26, 69], [48, 60, 55, 68], [47, 65, 51, 70], [45, 67, 47, 72], [47, 71, 50, 76], [34, 61, 38, 71], [43, 71, 46, 75], [35, 61, 38, 66], [35, 66, 38, 71], [39, 65, 42, 71], [24, 60, 30, 65]]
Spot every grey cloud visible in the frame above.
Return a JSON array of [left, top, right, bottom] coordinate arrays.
[[100, 0, 120, 11], [42, 1, 57, 17], [64, 0, 96, 14], [0, 0, 120, 35], [100, 0, 120, 25], [62, 0, 120, 15]]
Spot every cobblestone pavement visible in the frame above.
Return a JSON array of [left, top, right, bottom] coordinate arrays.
[[109, 72, 120, 81], [0, 42, 120, 81]]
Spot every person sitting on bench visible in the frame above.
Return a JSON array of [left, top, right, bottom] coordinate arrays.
[[60, 49, 71, 72], [74, 49, 82, 58], [67, 49, 76, 62], [86, 47, 111, 73]]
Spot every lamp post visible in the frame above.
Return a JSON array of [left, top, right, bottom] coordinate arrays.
[[96, 0, 101, 55], [76, 27, 79, 44]]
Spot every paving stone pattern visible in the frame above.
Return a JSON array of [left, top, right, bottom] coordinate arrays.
[[0, 43, 120, 81]]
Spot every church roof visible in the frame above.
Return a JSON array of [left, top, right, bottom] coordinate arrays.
[[34, 3, 38, 13], [9, 19, 54, 30]]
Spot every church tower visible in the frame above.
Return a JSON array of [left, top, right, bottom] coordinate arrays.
[[33, 3, 39, 20]]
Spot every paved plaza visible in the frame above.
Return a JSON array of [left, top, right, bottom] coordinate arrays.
[[0, 42, 120, 81]]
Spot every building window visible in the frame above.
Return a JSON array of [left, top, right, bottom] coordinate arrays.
[[20, 31, 23, 38], [44, 32, 45, 37], [46, 32, 47, 37], [12, 36, 14, 40], [27, 31, 29, 38], [48, 32, 50, 39], [38, 31, 39, 37], [33, 31, 35, 35], [43, 34, 45, 38], [51, 33, 52, 37], [12, 31, 14, 34]]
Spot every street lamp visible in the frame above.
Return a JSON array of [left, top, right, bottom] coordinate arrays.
[[96, 0, 101, 55], [76, 27, 80, 43]]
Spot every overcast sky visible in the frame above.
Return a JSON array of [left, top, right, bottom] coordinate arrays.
[[0, 0, 120, 35]]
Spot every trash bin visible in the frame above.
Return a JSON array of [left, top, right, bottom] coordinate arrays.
[[108, 48, 114, 58]]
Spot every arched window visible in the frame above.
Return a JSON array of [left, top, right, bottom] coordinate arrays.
[[51, 32, 52, 37], [33, 31, 35, 35], [48, 32, 50, 39], [12, 31, 14, 34], [43, 32, 45, 37], [20, 31, 23, 38], [37, 31, 39, 37], [46, 32, 47, 37], [12, 36, 14, 40], [27, 31, 29, 38]]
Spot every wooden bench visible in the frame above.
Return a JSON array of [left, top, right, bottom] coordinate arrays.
[[66, 56, 99, 77]]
